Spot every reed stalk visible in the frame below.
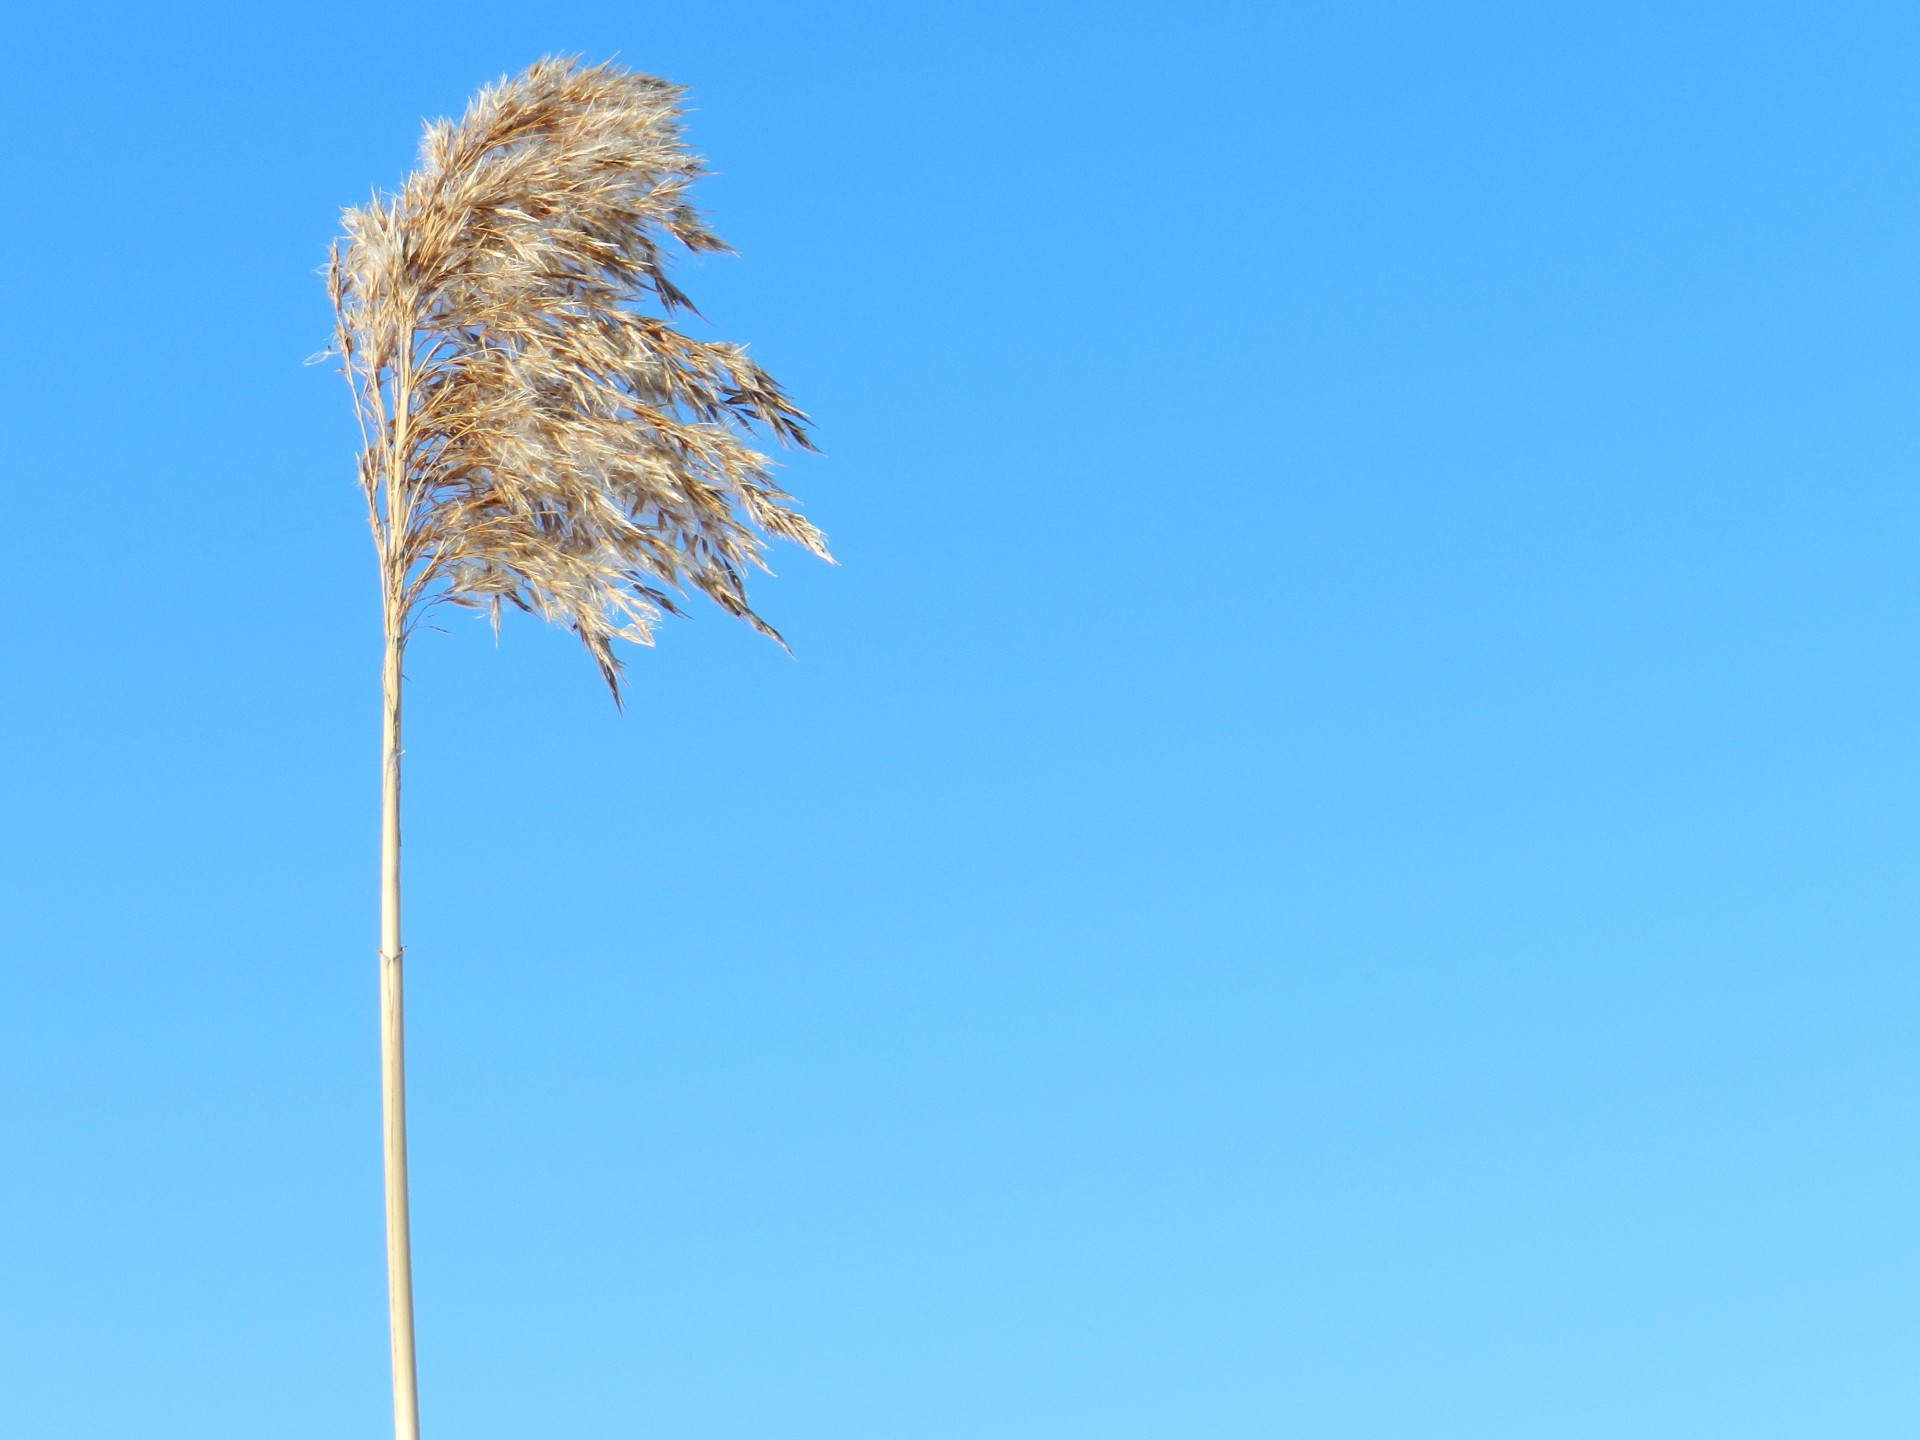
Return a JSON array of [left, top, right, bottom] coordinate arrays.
[[330, 58, 828, 1438]]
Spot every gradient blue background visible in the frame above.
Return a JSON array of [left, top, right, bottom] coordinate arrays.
[[1, 2, 1915, 1436]]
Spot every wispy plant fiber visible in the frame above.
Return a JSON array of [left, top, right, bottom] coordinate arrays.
[[331, 56, 829, 696], [333, 61, 827, 1440]]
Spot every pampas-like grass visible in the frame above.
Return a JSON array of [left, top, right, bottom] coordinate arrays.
[[330, 58, 828, 1440], [333, 56, 829, 694]]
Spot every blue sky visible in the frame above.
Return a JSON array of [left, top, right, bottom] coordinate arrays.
[[0, 1, 1916, 1436]]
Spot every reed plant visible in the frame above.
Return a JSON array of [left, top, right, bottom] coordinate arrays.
[[329, 57, 828, 1440]]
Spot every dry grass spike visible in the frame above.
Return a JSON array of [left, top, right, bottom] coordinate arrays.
[[332, 54, 830, 698], [328, 57, 829, 1440]]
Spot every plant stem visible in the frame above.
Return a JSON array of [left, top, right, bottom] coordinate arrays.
[[380, 620, 421, 1440]]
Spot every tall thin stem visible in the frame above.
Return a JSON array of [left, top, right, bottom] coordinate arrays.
[[334, 63, 827, 1438], [379, 617, 421, 1440]]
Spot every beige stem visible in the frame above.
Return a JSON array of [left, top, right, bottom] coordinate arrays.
[[380, 620, 421, 1440]]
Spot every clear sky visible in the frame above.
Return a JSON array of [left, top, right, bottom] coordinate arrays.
[[0, 2, 1914, 1437]]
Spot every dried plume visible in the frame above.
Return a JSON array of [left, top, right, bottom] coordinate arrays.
[[330, 57, 830, 697]]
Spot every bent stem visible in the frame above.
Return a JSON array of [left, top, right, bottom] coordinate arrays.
[[379, 618, 421, 1440]]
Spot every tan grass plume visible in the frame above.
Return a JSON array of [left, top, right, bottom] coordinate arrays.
[[329, 57, 829, 1440], [333, 56, 830, 695]]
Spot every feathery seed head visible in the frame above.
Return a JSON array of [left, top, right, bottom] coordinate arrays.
[[332, 57, 829, 699]]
